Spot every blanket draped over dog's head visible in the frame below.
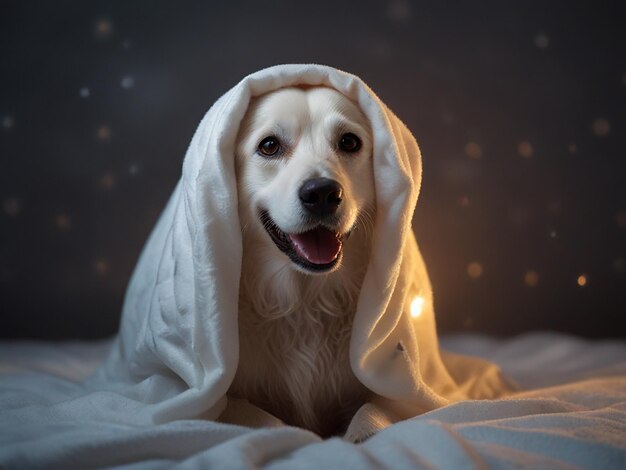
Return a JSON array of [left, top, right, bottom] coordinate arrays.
[[90, 64, 507, 428]]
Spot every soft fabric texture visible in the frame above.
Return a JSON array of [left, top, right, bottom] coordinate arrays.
[[1, 333, 624, 468], [5, 64, 621, 466], [84, 64, 507, 425]]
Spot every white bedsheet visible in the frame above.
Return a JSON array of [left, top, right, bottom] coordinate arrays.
[[1, 332, 624, 468]]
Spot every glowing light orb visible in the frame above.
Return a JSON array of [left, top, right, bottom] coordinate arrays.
[[410, 296, 425, 319], [99, 172, 117, 190], [2, 115, 15, 130], [3, 197, 22, 216], [97, 125, 111, 141], [55, 214, 72, 232], [121, 76, 135, 89], [524, 270, 539, 287], [592, 118, 610, 137], [577, 274, 588, 287], [464, 142, 482, 159], [534, 33, 550, 49], [94, 258, 110, 276], [94, 19, 113, 39], [458, 195, 470, 207], [517, 141, 534, 158], [467, 262, 483, 279], [387, 0, 412, 22]]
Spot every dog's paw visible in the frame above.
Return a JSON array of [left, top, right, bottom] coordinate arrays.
[[343, 402, 391, 443], [343, 426, 377, 444]]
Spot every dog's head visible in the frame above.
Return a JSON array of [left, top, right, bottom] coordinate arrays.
[[236, 86, 375, 274]]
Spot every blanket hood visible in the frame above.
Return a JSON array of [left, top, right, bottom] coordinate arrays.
[[89, 64, 507, 427]]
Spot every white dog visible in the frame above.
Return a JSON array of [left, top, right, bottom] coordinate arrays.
[[228, 86, 376, 437]]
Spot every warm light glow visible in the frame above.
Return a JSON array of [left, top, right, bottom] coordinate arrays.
[[464, 142, 482, 159], [99, 172, 117, 190], [524, 270, 539, 287], [577, 274, 588, 287], [410, 296, 425, 318], [97, 125, 111, 141], [467, 262, 483, 279], [94, 258, 110, 276], [517, 140, 534, 158], [94, 19, 113, 39], [592, 118, 611, 137], [55, 214, 72, 232], [534, 32, 550, 49]]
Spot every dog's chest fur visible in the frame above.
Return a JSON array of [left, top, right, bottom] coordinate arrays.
[[229, 245, 371, 437]]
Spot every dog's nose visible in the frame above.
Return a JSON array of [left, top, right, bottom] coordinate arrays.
[[298, 178, 343, 217]]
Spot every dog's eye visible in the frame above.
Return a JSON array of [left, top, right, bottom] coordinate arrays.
[[258, 136, 280, 157], [338, 133, 361, 153]]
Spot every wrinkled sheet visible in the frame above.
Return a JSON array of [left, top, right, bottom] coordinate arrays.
[[1, 332, 624, 468]]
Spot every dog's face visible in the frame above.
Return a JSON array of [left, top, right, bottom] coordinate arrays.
[[236, 86, 375, 274]]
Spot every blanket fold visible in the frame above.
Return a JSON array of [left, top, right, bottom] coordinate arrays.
[[88, 64, 509, 426], [1, 64, 519, 467]]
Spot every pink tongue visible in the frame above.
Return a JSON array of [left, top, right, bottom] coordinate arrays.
[[288, 227, 342, 264]]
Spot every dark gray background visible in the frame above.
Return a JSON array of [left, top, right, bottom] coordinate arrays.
[[1, 1, 625, 339]]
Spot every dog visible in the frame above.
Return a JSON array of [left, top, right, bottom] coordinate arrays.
[[227, 86, 376, 437]]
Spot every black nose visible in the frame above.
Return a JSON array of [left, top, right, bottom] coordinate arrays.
[[298, 178, 343, 217]]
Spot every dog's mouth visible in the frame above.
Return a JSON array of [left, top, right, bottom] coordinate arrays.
[[259, 210, 343, 272]]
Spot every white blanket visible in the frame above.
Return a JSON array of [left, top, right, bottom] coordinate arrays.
[[79, 64, 507, 431], [1, 333, 624, 468], [1, 65, 624, 467]]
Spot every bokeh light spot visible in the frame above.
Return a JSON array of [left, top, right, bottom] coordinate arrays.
[[592, 118, 611, 137], [3, 197, 22, 216], [464, 142, 482, 159], [94, 258, 110, 275], [99, 172, 117, 190], [79, 87, 90, 98], [121, 76, 135, 89], [534, 33, 550, 48], [97, 125, 111, 141], [55, 214, 72, 232], [94, 19, 113, 39], [129, 162, 141, 176], [517, 140, 534, 158], [524, 270, 539, 287], [467, 262, 483, 279], [387, 0, 412, 22], [2, 115, 15, 130], [577, 274, 588, 287]]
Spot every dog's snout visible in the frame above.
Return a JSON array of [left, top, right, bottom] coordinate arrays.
[[298, 178, 343, 217]]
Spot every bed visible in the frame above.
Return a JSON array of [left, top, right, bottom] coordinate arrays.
[[2, 65, 624, 468], [1, 332, 624, 468]]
